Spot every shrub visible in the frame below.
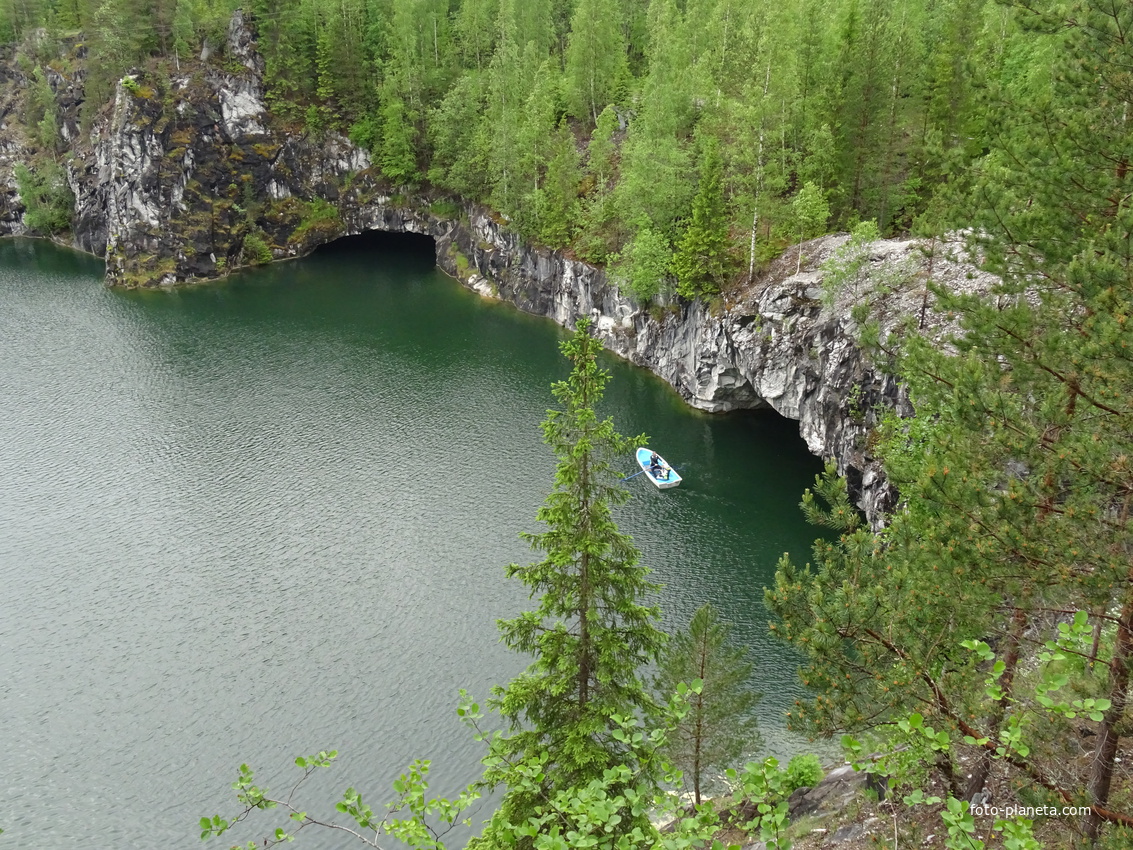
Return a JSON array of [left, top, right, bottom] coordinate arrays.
[[820, 219, 880, 308], [429, 199, 461, 220], [241, 231, 273, 265], [782, 753, 824, 793], [14, 161, 73, 234]]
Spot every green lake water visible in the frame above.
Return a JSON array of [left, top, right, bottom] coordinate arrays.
[[0, 234, 826, 848]]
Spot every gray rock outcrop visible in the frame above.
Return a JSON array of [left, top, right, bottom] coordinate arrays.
[[0, 13, 997, 527]]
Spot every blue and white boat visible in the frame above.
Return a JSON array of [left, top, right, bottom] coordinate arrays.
[[636, 447, 681, 489]]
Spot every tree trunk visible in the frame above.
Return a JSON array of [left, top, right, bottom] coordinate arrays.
[[919, 236, 935, 330], [747, 61, 771, 286], [1085, 566, 1133, 842], [964, 607, 1028, 800]]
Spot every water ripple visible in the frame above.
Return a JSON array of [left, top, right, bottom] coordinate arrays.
[[1, 238, 825, 849]]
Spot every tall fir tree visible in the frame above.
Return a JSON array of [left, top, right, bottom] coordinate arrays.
[[672, 138, 732, 300], [474, 319, 667, 848], [534, 121, 581, 248]]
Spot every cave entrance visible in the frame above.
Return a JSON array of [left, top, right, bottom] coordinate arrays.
[[313, 230, 438, 267]]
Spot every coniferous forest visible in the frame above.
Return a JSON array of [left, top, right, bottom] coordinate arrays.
[[2, 1, 1131, 848], [1, 0, 1063, 299]]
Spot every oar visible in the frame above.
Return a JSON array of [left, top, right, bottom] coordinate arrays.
[[620, 469, 648, 482]]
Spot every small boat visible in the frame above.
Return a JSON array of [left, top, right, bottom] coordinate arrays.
[[636, 447, 682, 489]]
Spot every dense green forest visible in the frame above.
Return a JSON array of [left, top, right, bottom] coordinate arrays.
[[2, 0, 1054, 301]]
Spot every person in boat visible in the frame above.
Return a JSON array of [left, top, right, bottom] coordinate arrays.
[[649, 452, 662, 475]]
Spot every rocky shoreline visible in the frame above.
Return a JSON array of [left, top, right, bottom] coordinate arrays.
[[0, 12, 997, 527]]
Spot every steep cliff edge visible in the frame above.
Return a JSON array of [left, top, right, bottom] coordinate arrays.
[[0, 13, 995, 527]]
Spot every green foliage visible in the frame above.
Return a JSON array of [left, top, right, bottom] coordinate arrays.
[[200, 749, 482, 849], [426, 72, 491, 196], [24, 67, 58, 153], [304, 103, 326, 139], [837, 628, 1119, 849], [611, 226, 672, 301], [533, 123, 581, 247], [202, 685, 780, 849], [241, 231, 273, 265], [25, 0, 1052, 269], [726, 757, 798, 850], [348, 113, 381, 154], [378, 93, 419, 185], [469, 688, 729, 850], [672, 140, 732, 301], [171, 0, 196, 63], [14, 160, 73, 234], [289, 198, 341, 244], [653, 602, 762, 805], [586, 105, 618, 191], [784, 181, 833, 276], [818, 219, 878, 307], [615, 131, 693, 240], [768, 6, 1133, 843], [429, 199, 462, 220], [781, 754, 822, 793], [790, 182, 829, 245], [563, 0, 627, 122], [480, 318, 667, 845]]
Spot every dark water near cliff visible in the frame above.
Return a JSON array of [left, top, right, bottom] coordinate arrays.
[[0, 234, 825, 848]]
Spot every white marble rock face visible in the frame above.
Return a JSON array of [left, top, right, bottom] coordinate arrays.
[[5, 12, 996, 529]]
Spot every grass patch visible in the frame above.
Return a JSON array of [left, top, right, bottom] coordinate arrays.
[[430, 199, 461, 219], [289, 198, 341, 245], [449, 244, 471, 277]]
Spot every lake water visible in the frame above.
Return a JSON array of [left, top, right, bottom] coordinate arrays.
[[0, 234, 825, 848]]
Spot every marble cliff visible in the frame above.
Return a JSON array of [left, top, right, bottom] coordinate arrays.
[[0, 12, 996, 527]]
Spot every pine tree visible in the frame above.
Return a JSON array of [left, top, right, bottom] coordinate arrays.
[[476, 319, 667, 847], [769, 1, 1133, 839], [654, 603, 762, 806]]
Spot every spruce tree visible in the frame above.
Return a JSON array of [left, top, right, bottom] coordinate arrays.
[[535, 122, 581, 248], [672, 139, 732, 300], [476, 319, 667, 848], [654, 603, 762, 806]]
